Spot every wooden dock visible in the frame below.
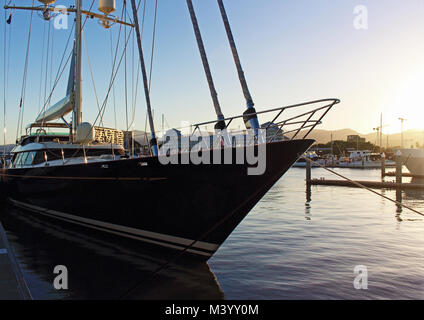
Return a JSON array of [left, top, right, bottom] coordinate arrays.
[[305, 152, 424, 190], [310, 179, 424, 190], [383, 171, 424, 179], [0, 222, 32, 300]]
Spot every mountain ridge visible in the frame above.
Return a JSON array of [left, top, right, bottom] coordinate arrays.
[[305, 128, 424, 147]]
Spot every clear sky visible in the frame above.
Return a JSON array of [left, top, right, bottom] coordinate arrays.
[[1, 0, 424, 144]]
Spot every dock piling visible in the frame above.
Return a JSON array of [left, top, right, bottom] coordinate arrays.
[[306, 158, 311, 185], [395, 150, 403, 211], [305, 158, 312, 202], [395, 151, 402, 185], [381, 153, 386, 180]]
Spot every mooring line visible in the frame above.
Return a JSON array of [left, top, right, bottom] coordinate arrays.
[[303, 157, 424, 217]]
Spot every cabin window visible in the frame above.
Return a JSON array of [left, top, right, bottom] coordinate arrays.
[[12, 148, 124, 167], [24, 151, 36, 166], [12, 153, 22, 168], [19, 152, 30, 167], [33, 151, 46, 165], [12, 152, 33, 168], [14, 153, 25, 168]]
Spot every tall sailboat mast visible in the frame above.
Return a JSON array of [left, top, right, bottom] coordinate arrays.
[[72, 0, 83, 138], [130, 0, 158, 156]]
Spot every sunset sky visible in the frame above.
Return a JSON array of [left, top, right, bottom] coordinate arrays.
[[1, 0, 424, 143]]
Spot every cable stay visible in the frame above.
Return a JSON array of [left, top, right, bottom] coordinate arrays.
[[216, 0, 260, 133], [16, 0, 35, 142], [3, 0, 12, 158], [35, 43, 75, 124], [186, 0, 226, 131]]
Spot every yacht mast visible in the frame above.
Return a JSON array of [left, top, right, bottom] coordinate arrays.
[[130, 0, 158, 156], [73, 0, 83, 138]]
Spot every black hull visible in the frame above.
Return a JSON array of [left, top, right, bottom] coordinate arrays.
[[1, 140, 313, 260]]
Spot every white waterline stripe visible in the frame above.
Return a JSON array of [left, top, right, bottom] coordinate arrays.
[[9, 200, 217, 251], [10, 200, 212, 257]]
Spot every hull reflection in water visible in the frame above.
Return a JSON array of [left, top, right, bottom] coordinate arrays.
[[0, 205, 224, 300]]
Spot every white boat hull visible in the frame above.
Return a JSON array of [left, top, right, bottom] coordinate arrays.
[[400, 149, 424, 176]]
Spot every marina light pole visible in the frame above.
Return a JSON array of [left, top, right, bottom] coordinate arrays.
[[399, 117, 406, 148]]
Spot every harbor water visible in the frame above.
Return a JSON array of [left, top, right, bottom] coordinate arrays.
[[1, 167, 423, 299]]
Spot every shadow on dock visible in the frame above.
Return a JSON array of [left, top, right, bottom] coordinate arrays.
[[0, 204, 224, 300]]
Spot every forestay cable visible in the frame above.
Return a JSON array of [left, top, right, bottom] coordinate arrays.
[[16, 0, 35, 141]]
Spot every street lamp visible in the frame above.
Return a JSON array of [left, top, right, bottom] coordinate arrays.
[[398, 117, 407, 148]]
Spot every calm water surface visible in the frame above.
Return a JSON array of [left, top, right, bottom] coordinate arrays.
[[1, 167, 423, 299], [210, 168, 424, 299]]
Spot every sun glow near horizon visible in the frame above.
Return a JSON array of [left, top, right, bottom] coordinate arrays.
[[379, 68, 424, 135]]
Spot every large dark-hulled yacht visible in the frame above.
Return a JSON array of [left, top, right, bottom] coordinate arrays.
[[1, 0, 339, 261]]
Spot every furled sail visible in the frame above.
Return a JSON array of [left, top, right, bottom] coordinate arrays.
[[35, 44, 76, 123]]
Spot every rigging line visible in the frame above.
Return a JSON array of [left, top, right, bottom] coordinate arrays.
[[216, 0, 260, 131], [5, 1, 11, 140], [144, 111, 147, 134], [131, 0, 159, 156], [131, 24, 134, 125], [129, 47, 140, 129], [82, 32, 102, 125], [38, 53, 72, 127], [304, 157, 424, 217], [109, 31, 117, 130], [39, 0, 94, 121], [63, 26, 136, 165], [186, 0, 225, 125], [3, 1, 7, 152], [140, 0, 147, 36], [49, 18, 55, 99], [148, 0, 158, 93], [38, 22, 46, 113], [35, 23, 75, 122], [43, 1, 130, 163], [102, 2, 126, 127], [43, 19, 51, 110], [128, 0, 145, 129], [125, 0, 143, 26], [50, 22, 75, 96], [99, 26, 135, 129], [124, 0, 129, 132], [38, 0, 96, 128], [127, 0, 146, 131], [16, 0, 35, 141]]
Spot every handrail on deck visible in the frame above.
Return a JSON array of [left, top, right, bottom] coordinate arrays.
[[187, 98, 340, 143]]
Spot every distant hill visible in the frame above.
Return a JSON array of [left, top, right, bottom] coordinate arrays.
[[300, 129, 360, 144], [134, 127, 424, 149], [0, 144, 15, 154], [301, 128, 424, 148]]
